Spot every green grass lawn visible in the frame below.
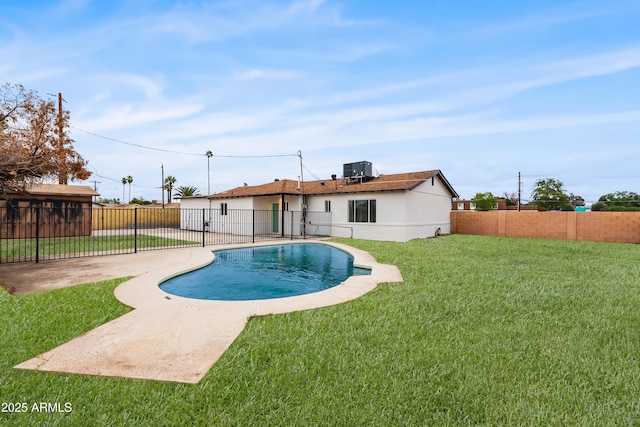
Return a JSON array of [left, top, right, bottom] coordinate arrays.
[[1, 234, 200, 260], [1, 235, 640, 426]]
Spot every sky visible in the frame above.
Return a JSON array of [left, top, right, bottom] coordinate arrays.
[[2, 0, 640, 204]]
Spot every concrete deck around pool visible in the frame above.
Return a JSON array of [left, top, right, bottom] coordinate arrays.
[[11, 241, 403, 384]]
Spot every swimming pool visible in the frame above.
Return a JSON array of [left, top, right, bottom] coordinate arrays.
[[159, 243, 371, 301]]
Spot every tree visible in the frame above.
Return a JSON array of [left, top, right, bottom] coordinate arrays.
[[130, 197, 151, 205], [97, 197, 119, 205], [595, 191, 640, 211], [121, 177, 127, 203], [472, 192, 496, 211], [570, 193, 585, 207], [126, 175, 133, 203], [175, 185, 201, 198], [164, 175, 176, 201], [0, 83, 90, 196], [503, 191, 518, 206], [530, 178, 573, 211]]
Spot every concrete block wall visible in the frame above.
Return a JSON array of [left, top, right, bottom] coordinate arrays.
[[451, 211, 640, 244]]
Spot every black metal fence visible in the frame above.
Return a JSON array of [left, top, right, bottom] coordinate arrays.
[[0, 206, 332, 263]]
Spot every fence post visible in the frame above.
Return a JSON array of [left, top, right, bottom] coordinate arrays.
[[252, 210, 255, 244], [35, 207, 40, 263], [134, 208, 138, 253], [290, 211, 294, 240], [202, 208, 206, 247]]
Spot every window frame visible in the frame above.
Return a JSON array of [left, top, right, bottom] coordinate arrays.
[[348, 199, 376, 223]]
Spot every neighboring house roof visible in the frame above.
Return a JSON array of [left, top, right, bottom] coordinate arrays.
[[25, 183, 99, 197], [187, 170, 458, 200], [116, 203, 181, 209]]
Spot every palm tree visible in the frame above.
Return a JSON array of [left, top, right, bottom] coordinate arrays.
[[205, 150, 213, 195], [164, 175, 177, 201], [121, 177, 127, 204], [126, 175, 133, 203], [175, 185, 201, 198]]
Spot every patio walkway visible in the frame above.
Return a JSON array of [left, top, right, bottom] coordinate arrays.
[[7, 241, 403, 383]]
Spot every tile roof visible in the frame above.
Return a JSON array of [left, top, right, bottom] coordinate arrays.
[[190, 170, 458, 200]]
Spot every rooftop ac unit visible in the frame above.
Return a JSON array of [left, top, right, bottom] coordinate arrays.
[[343, 161, 373, 180]]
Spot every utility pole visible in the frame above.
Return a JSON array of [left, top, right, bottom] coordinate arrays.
[[57, 92, 66, 185], [161, 164, 165, 209], [90, 180, 101, 203], [517, 171, 521, 212], [298, 150, 304, 189]]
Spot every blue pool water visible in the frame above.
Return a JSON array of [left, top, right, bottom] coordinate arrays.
[[159, 243, 371, 301]]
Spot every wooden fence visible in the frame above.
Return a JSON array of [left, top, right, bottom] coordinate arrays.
[[92, 207, 180, 230]]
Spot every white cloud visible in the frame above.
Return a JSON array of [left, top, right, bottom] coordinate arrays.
[[303, 46, 640, 111], [152, 1, 297, 43], [150, 0, 370, 43], [525, 46, 640, 84], [154, 18, 213, 43], [234, 68, 302, 80], [75, 102, 204, 132], [285, 0, 326, 16], [469, 4, 626, 38], [91, 73, 165, 100], [323, 43, 391, 63], [58, 0, 90, 12], [138, 109, 283, 142]]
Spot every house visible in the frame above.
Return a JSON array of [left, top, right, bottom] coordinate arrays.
[[0, 183, 99, 238], [180, 163, 459, 242]]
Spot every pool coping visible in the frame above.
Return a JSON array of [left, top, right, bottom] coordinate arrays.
[[115, 240, 403, 314], [15, 240, 403, 384]]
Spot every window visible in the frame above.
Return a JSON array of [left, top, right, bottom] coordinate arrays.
[[283, 201, 289, 211], [324, 200, 331, 213], [220, 202, 228, 215], [348, 199, 376, 223], [457, 202, 465, 210]]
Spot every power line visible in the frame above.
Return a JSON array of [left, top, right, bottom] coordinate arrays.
[[89, 170, 121, 183], [71, 126, 202, 156], [70, 125, 299, 158], [88, 168, 157, 189], [302, 164, 322, 181]]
